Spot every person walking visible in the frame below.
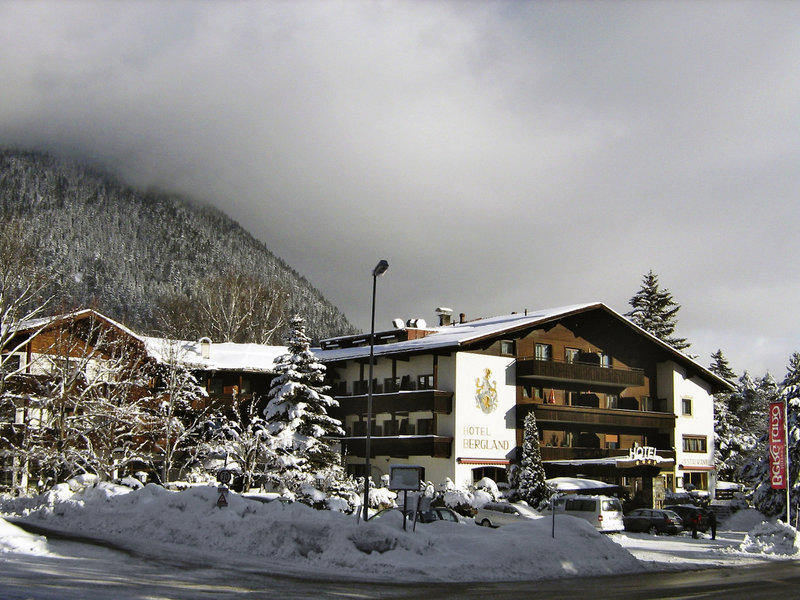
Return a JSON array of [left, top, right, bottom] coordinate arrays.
[[708, 510, 717, 540]]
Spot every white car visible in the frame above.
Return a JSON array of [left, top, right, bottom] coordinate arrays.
[[547, 494, 624, 533], [475, 502, 540, 527]]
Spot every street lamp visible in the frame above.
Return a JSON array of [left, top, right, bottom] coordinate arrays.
[[364, 259, 388, 521]]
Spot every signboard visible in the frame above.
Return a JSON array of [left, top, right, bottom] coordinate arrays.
[[217, 469, 232, 484], [216, 486, 229, 508], [389, 465, 423, 491], [769, 401, 787, 489]]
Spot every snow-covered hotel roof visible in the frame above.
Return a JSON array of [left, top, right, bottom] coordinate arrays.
[[141, 337, 286, 373], [316, 303, 599, 361], [316, 302, 732, 392]]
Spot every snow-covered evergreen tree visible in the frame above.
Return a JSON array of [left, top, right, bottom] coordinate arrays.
[[512, 411, 551, 508], [625, 270, 689, 350], [741, 353, 800, 521], [710, 349, 737, 384], [264, 315, 354, 508], [710, 350, 742, 480]]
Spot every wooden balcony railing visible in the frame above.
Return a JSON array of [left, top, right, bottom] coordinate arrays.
[[516, 357, 645, 388]]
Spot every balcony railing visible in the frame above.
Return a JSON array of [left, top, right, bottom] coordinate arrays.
[[339, 435, 453, 459], [516, 357, 644, 388], [530, 403, 675, 432], [331, 389, 453, 417]]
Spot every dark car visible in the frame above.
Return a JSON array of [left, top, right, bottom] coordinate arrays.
[[623, 508, 684, 535], [664, 504, 710, 532]]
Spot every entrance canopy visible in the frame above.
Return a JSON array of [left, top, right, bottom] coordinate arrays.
[[546, 477, 622, 495], [544, 455, 674, 479]]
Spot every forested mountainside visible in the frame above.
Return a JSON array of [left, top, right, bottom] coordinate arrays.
[[0, 149, 357, 342]]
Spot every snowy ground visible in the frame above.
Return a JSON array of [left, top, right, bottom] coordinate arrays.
[[1, 481, 797, 584]]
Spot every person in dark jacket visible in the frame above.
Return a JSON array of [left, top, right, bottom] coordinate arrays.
[[708, 510, 717, 540]]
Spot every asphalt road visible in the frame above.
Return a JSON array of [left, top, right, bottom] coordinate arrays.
[[1, 529, 798, 599]]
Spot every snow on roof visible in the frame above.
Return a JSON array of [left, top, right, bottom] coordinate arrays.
[[316, 303, 600, 362], [142, 337, 286, 373], [316, 301, 732, 392], [10, 309, 146, 345], [546, 477, 620, 491]]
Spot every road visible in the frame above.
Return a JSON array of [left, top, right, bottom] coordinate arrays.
[[1, 531, 798, 599]]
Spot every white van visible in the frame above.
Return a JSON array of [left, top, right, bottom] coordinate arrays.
[[549, 494, 624, 533]]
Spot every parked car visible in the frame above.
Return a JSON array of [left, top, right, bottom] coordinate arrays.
[[664, 504, 710, 533], [474, 502, 540, 527], [548, 494, 625, 533], [370, 507, 463, 524], [623, 508, 684, 535]]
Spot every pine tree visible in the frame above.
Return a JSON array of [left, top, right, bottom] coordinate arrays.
[[710, 349, 737, 383], [263, 315, 349, 506], [625, 270, 689, 350], [513, 411, 551, 508], [710, 350, 742, 480]]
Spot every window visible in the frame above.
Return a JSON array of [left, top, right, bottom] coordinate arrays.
[[500, 340, 515, 356], [417, 374, 434, 390], [682, 398, 692, 415], [606, 394, 619, 409], [683, 435, 707, 453], [641, 396, 654, 412], [1, 354, 21, 374], [535, 343, 552, 361], [383, 377, 400, 392], [599, 352, 611, 368], [565, 348, 580, 363], [605, 434, 619, 449]]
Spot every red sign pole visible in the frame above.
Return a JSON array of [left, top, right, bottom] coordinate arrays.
[[769, 401, 790, 522]]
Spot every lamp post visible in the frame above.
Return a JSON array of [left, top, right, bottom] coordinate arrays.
[[363, 259, 389, 521]]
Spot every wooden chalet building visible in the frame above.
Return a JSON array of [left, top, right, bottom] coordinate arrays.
[[317, 303, 733, 508], [1, 309, 286, 491]]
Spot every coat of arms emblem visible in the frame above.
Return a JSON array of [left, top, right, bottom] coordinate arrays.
[[475, 368, 498, 414]]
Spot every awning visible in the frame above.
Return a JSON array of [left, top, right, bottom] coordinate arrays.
[[457, 457, 510, 465], [679, 465, 715, 471], [544, 455, 673, 478]]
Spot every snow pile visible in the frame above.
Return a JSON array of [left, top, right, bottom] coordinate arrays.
[[0, 518, 51, 556], [1, 482, 646, 582], [739, 520, 800, 556], [723, 508, 769, 532]]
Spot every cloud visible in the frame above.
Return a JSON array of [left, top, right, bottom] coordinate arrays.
[[0, 0, 798, 377]]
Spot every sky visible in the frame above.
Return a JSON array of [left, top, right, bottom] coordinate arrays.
[[0, 1, 798, 378]]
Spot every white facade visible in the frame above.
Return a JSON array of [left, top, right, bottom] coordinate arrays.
[[657, 361, 716, 493], [451, 353, 517, 487]]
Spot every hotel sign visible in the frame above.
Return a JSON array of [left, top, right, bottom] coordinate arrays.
[[769, 401, 787, 490], [624, 445, 661, 466]]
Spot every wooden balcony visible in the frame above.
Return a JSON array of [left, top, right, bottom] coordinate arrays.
[[530, 404, 675, 434], [516, 358, 644, 389], [339, 435, 453, 458], [331, 389, 453, 418]]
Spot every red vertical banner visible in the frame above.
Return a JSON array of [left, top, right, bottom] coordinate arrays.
[[769, 401, 787, 489]]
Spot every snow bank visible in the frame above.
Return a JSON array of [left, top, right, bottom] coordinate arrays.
[[1, 483, 646, 582], [739, 521, 800, 556], [723, 508, 769, 532], [0, 518, 51, 556]]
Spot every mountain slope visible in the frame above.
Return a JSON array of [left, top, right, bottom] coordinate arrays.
[[0, 149, 357, 342]]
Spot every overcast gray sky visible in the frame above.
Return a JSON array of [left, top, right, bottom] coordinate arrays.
[[1, 1, 798, 378]]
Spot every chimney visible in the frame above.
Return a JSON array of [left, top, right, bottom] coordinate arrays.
[[198, 337, 212, 360], [435, 307, 454, 326], [459, 313, 466, 324]]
